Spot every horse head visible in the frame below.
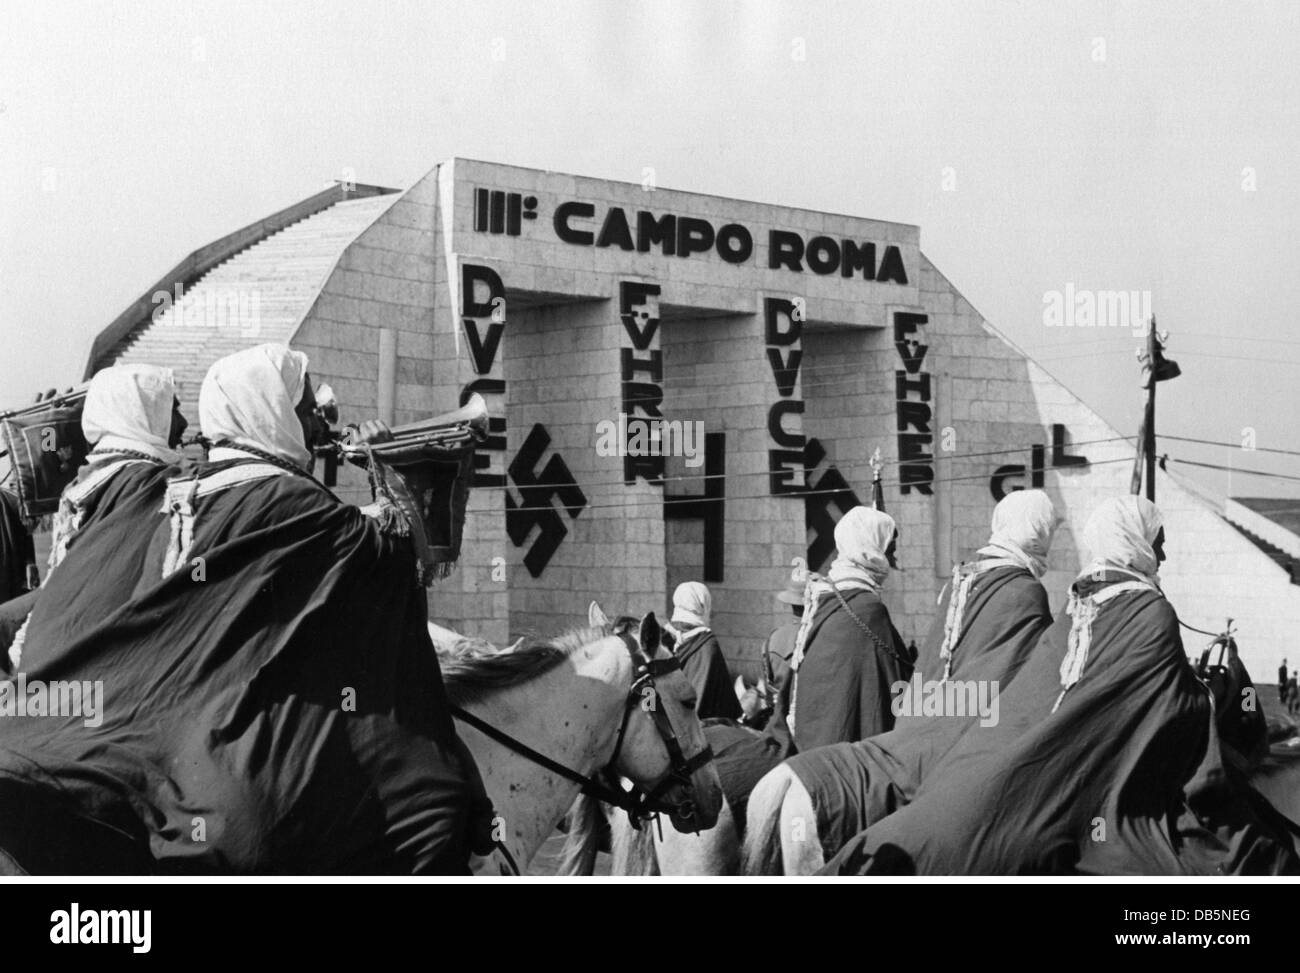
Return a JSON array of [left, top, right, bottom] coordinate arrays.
[[589, 602, 723, 833]]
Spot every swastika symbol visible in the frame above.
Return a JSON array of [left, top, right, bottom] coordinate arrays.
[[505, 424, 587, 577]]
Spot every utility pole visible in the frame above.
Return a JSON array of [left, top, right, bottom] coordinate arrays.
[[1130, 315, 1180, 501]]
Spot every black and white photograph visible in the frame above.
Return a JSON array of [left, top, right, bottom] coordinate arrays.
[[0, 0, 1297, 949]]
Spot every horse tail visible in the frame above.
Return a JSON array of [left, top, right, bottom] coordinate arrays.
[[553, 792, 604, 876], [609, 807, 660, 876], [741, 765, 793, 875]]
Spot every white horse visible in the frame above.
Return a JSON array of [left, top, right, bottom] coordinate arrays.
[[601, 742, 824, 875], [444, 604, 722, 875], [593, 670, 785, 875], [741, 764, 828, 874], [606, 790, 744, 875]]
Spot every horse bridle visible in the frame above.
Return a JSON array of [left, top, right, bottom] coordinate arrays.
[[605, 627, 716, 828], [448, 625, 715, 834]]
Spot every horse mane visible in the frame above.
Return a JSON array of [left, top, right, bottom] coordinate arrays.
[[439, 617, 637, 707]]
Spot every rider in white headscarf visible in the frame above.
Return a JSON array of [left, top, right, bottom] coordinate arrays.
[[1057, 495, 1167, 708], [4, 344, 497, 874], [199, 344, 313, 469], [937, 490, 1058, 679], [792, 506, 896, 671], [51, 363, 185, 567], [667, 581, 741, 720], [978, 489, 1057, 579], [8, 363, 186, 669], [1080, 494, 1164, 587], [788, 506, 909, 749], [670, 581, 712, 641], [82, 363, 183, 465]]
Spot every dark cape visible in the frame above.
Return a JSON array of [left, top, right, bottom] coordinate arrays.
[[0, 461, 175, 669], [697, 621, 803, 834], [790, 587, 910, 752], [824, 572, 1299, 875], [0, 488, 34, 604], [675, 630, 741, 721], [0, 458, 492, 875], [784, 565, 1051, 859]]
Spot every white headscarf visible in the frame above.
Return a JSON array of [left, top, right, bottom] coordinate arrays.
[[199, 344, 312, 469], [791, 506, 896, 673], [82, 363, 180, 464], [1080, 494, 1164, 586], [826, 506, 896, 591], [977, 489, 1058, 579], [938, 490, 1057, 679], [671, 581, 711, 629], [1056, 495, 1166, 709]]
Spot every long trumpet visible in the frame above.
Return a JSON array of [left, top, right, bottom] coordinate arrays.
[[386, 393, 490, 443], [0, 385, 88, 422], [334, 392, 490, 463], [180, 394, 491, 461]]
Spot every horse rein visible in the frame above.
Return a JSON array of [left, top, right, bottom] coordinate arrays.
[[448, 626, 715, 870], [605, 633, 716, 828]]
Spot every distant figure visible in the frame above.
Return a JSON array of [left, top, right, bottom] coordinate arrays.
[[1280, 658, 1290, 703], [762, 574, 806, 709], [1289, 672, 1299, 718], [668, 581, 741, 721]]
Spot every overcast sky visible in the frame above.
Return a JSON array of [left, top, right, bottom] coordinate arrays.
[[2, 0, 1297, 498]]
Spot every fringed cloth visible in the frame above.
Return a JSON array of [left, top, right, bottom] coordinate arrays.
[[937, 557, 1027, 682], [1054, 574, 1161, 712]]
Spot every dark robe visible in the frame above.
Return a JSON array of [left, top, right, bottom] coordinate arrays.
[[765, 621, 798, 676], [703, 624, 801, 833], [676, 630, 741, 721], [761, 620, 798, 713], [0, 488, 33, 603], [0, 461, 175, 670], [0, 458, 492, 874], [784, 565, 1051, 859], [824, 572, 1299, 875], [791, 587, 910, 752]]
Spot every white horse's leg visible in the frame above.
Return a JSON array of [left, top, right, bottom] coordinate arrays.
[[654, 798, 740, 875], [609, 804, 659, 876], [778, 776, 825, 875], [744, 764, 827, 875], [742, 766, 792, 874]]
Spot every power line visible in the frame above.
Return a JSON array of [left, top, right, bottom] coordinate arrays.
[[464, 434, 1300, 511], [1022, 331, 1300, 351], [459, 342, 1300, 412], [442, 435, 1133, 494], [1164, 457, 1300, 484], [1033, 347, 1300, 367], [1158, 434, 1300, 459], [487, 456, 1137, 513]]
